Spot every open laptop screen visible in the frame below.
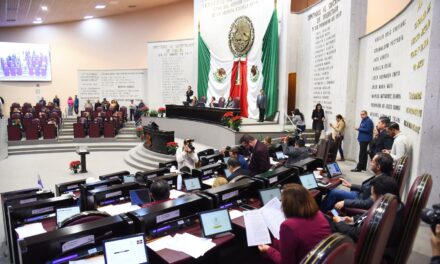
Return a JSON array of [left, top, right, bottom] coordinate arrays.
[[184, 177, 202, 191], [299, 173, 318, 190], [275, 151, 286, 160], [326, 162, 342, 177], [129, 189, 151, 205], [199, 208, 232, 238], [103, 233, 148, 264], [259, 187, 282, 205], [56, 206, 80, 227]]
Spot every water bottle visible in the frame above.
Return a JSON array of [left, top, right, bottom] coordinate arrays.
[[177, 174, 182, 190]]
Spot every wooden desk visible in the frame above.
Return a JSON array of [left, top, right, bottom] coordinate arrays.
[[165, 105, 240, 124], [149, 224, 235, 264], [143, 126, 174, 155], [317, 175, 343, 193]]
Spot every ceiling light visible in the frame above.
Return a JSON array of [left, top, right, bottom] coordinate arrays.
[[84, 15, 94, 19], [33, 20, 43, 24], [95, 4, 106, 9], [41, 6, 48, 11], [35, 17, 42, 21]]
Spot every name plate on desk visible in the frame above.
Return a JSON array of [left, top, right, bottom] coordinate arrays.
[[222, 190, 239, 201], [147, 174, 157, 179], [62, 235, 95, 253], [204, 170, 213, 175], [20, 197, 37, 204], [32, 206, 54, 215], [67, 184, 79, 190], [105, 191, 122, 199], [269, 176, 278, 185], [156, 209, 180, 224]]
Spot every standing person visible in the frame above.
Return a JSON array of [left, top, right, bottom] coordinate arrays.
[[330, 114, 346, 161], [351, 110, 374, 172], [370, 116, 394, 159], [0, 96, 4, 119], [176, 139, 199, 170], [52, 95, 60, 108], [94, 99, 101, 111], [311, 103, 325, 144], [186, 85, 193, 103], [292, 109, 305, 133], [67, 96, 74, 116], [240, 134, 270, 175], [256, 89, 267, 122], [138, 99, 145, 109], [382, 122, 410, 161], [258, 184, 331, 264], [38, 97, 46, 106], [101, 98, 110, 110], [74, 95, 79, 115], [129, 99, 136, 121]]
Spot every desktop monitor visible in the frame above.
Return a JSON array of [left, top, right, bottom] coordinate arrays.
[[199, 208, 232, 238], [184, 177, 202, 191], [326, 162, 342, 177], [275, 151, 286, 161], [299, 173, 318, 190], [129, 189, 151, 206], [56, 206, 80, 227], [103, 233, 148, 264], [259, 187, 282, 205]]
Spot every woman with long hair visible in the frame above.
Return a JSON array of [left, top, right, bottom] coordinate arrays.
[[311, 103, 325, 144], [258, 184, 331, 264], [330, 114, 346, 161], [293, 108, 305, 132]]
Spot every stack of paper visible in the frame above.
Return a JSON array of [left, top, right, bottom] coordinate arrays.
[[15, 222, 47, 239], [147, 233, 216, 258], [169, 189, 186, 199], [228, 209, 244, 220], [97, 203, 140, 216], [243, 197, 286, 246], [202, 178, 216, 186]]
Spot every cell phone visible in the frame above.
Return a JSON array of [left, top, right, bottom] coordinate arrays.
[[331, 209, 339, 217], [240, 204, 256, 211]]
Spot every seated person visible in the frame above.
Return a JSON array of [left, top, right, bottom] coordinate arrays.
[[282, 138, 309, 164], [94, 100, 102, 111], [227, 158, 251, 181], [176, 139, 199, 170], [208, 96, 216, 107], [212, 176, 228, 187], [226, 96, 234, 108], [229, 147, 249, 170], [432, 224, 440, 264], [142, 180, 171, 208], [197, 96, 207, 107], [320, 152, 393, 212], [258, 184, 331, 263], [190, 96, 198, 107], [330, 176, 403, 262], [218, 97, 226, 108]]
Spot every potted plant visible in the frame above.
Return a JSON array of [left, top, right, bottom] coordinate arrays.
[[158, 107, 166, 117], [140, 106, 149, 116], [228, 115, 242, 131], [221, 111, 234, 127], [149, 110, 158, 117], [136, 126, 144, 140], [69, 160, 81, 173], [166, 141, 179, 155]]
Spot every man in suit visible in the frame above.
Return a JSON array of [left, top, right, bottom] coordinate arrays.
[[352, 110, 374, 172], [320, 152, 394, 212], [369, 116, 394, 159], [256, 89, 267, 122], [240, 134, 271, 175], [227, 158, 251, 181], [282, 138, 309, 165], [186, 85, 193, 103]]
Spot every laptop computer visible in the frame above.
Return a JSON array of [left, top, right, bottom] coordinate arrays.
[[184, 177, 202, 191], [199, 208, 233, 238], [56, 205, 80, 228], [299, 173, 319, 190], [129, 189, 151, 206], [274, 151, 286, 161], [326, 162, 343, 177], [103, 233, 148, 264], [259, 187, 282, 205]]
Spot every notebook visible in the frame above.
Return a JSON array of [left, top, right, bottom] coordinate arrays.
[[326, 162, 343, 177], [103, 233, 148, 264], [299, 173, 319, 190]]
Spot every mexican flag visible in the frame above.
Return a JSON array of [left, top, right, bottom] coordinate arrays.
[[197, 9, 279, 119]]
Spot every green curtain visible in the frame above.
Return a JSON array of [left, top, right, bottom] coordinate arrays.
[[261, 10, 279, 119], [197, 32, 210, 99]]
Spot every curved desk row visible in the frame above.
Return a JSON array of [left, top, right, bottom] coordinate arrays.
[[165, 105, 240, 124]]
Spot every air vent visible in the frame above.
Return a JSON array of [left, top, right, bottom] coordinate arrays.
[[6, 19, 16, 22]]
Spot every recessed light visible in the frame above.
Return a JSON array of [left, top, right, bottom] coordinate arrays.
[[33, 20, 43, 24], [35, 17, 42, 21], [41, 6, 48, 11], [95, 4, 106, 9], [84, 15, 94, 19]]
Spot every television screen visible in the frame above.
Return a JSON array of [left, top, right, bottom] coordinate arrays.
[[0, 42, 51, 81]]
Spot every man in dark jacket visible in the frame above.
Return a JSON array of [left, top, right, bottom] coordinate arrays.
[[256, 89, 267, 122], [282, 138, 309, 165], [331, 176, 403, 263], [227, 158, 251, 181], [240, 134, 271, 175], [369, 116, 394, 159], [320, 152, 393, 212], [352, 110, 374, 172]]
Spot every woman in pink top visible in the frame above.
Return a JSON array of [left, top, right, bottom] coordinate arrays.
[[67, 96, 74, 116], [258, 184, 331, 264]]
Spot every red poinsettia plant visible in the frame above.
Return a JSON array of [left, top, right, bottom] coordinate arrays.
[[158, 107, 166, 113], [69, 161, 81, 171], [221, 111, 234, 126], [136, 126, 144, 138], [140, 106, 149, 116], [166, 142, 179, 154], [228, 115, 242, 131]]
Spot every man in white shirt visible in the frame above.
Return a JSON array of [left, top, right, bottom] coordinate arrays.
[[176, 139, 199, 170], [382, 122, 410, 161]]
